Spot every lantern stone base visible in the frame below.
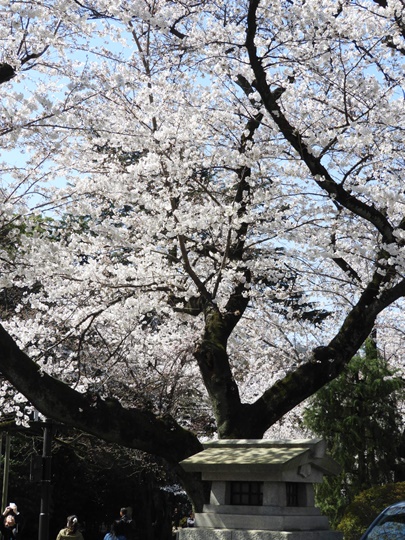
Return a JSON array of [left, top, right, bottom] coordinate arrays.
[[180, 529, 343, 540], [195, 506, 330, 530]]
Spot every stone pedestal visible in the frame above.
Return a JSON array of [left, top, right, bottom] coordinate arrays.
[[195, 504, 329, 530], [180, 530, 342, 540]]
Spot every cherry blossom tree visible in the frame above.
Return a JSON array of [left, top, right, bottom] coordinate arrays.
[[1, 0, 405, 507]]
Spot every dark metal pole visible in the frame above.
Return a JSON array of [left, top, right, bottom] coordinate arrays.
[[0, 434, 3, 508], [38, 420, 52, 540], [1, 433, 10, 512]]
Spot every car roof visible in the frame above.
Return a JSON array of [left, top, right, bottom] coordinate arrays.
[[384, 500, 405, 510], [360, 500, 405, 540]]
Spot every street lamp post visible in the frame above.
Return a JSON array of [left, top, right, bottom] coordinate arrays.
[[1, 433, 10, 512], [38, 419, 52, 540]]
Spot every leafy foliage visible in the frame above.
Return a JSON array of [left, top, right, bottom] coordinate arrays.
[[337, 482, 405, 540], [303, 339, 404, 526]]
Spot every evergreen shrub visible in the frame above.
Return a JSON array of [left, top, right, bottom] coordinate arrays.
[[337, 481, 405, 540]]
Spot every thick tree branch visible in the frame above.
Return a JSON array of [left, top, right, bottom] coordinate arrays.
[[0, 63, 16, 84], [0, 324, 202, 464], [247, 275, 405, 436], [194, 303, 244, 437]]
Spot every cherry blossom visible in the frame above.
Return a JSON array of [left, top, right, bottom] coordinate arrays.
[[0, 2, 404, 502]]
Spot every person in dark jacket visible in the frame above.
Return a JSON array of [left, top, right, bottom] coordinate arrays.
[[1, 503, 24, 540], [119, 508, 135, 540], [1, 514, 17, 540]]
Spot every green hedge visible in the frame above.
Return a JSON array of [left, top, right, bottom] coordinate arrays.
[[337, 482, 405, 540]]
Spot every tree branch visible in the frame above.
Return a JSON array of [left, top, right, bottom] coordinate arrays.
[[0, 324, 202, 464], [247, 275, 405, 435], [245, 0, 395, 245]]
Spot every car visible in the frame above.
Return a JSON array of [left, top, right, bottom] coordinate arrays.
[[360, 500, 405, 539]]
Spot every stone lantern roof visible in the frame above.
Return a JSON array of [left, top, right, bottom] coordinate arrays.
[[180, 439, 340, 481]]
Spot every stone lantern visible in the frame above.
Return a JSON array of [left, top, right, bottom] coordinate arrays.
[[179, 439, 343, 540]]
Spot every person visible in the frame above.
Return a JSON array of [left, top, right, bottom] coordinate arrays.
[[8, 503, 24, 538], [56, 515, 84, 540], [2, 503, 23, 540], [103, 521, 127, 540], [118, 508, 135, 540], [0, 514, 18, 540], [119, 509, 132, 526], [171, 508, 181, 539], [186, 512, 195, 528]]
